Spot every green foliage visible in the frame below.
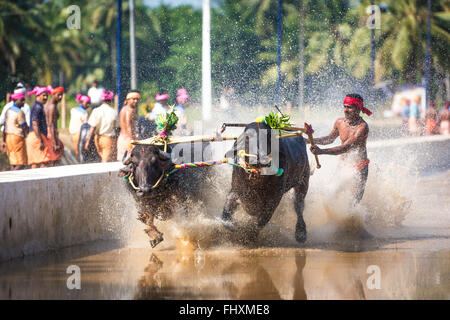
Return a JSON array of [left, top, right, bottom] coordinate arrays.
[[264, 111, 292, 135], [0, 0, 448, 104], [156, 108, 178, 135]]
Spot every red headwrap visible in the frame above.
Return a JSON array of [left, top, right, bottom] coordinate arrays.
[[343, 96, 372, 116], [52, 87, 64, 95]]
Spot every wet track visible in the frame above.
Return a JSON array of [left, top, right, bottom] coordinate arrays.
[[1, 166, 449, 299]]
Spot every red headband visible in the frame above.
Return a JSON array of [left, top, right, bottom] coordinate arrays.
[[52, 87, 64, 95], [343, 96, 372, 116]]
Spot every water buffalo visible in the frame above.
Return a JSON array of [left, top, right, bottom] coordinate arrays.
[[221, 122, 310, 243], [119, 143, 212, 248], [78, 123, 101, 163]]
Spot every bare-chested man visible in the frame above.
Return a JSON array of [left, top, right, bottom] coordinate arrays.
[[117, 90, 140, 161], [307, 93, 371, 204], [45, 87, 65, 165]]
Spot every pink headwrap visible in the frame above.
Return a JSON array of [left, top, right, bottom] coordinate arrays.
[[101, 90, 114, 101], [75, 94, 91, 103], [155, 93, 170, 102], [177, 88, 188, 96], [176, 93, 190, 104], [27, 86, 52, 96], [9, 92, 25, 101]]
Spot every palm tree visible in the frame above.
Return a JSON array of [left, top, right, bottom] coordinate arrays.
[[362, 0, 450, 83], [0, 1, 48, 85]]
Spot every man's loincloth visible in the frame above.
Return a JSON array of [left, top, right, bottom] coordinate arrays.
[[26, 132, 58, 165], [117, 133, 132, 161], [338, 158, 370, 203], [6, 134, 27, 165], [47, 133, 65, 160], [72, 133, 80, 156], [95, 134, 115, 162]]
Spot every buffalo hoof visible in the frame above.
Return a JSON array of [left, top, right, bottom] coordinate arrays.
[[295, 222, 307, 244], [219, 217, 237, 232], [150, 235, 164, 248], [145, 228, 164, 248]]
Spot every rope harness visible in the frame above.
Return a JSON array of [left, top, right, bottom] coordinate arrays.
[[124, 122, 318, 191]]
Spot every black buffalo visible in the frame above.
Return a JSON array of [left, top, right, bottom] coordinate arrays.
[[119, 143, 212, 247], [221, 122, 310, 243], [78, 123, 101, 163]]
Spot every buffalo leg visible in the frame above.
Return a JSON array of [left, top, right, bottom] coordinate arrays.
[[294, 180, 309, 244], [137, 210, 164, 248], [221, 191, 239, 228]]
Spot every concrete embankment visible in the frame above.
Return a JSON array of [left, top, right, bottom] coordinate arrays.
[[0, 162, 130, 261], [0, 135, 449, 261]]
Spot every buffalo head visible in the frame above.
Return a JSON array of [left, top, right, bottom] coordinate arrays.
[[120, 145, 173, 197]]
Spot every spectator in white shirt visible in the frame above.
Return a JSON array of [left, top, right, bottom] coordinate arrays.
[[0, 83, 31, 130]]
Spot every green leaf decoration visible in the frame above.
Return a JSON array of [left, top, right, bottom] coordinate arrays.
[[156, 106, 179, 135], [264, 111, 292, 135]]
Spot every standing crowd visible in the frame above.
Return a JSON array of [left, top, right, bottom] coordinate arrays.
[[400, 96, 450, 136], [1, 81, 191, 170]]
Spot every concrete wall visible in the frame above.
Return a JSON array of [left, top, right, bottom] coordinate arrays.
[[0, 135, 448, 262], [0, 162, 132, 262], [368, 135, 450, 173]]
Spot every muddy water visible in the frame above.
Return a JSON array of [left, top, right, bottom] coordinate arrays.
[[1, 169, 449, 300]]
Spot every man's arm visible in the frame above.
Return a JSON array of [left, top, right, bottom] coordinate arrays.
[[311, 123, 368, 156], [84, 126, 96, 150], [0, 104, 9, 126], [125, 109, 136, 138], [304, 120, 339, 145], [32, 120, 45, 150], [46, 105, 59, 147]]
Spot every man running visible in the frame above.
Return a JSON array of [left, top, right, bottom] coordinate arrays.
[[45, 87, 65, 165], [307, 93, 371, 204], [117, 90, 140, 161], [1, 92, 29, 170]]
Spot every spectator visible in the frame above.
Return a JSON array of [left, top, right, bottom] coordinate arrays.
[[69, 94, 90, 156], [425, 102, 439, 135], [85, 90, 118, 162], [45, 87, 65, 165], [439, 102, 449, 135], [0, 83, 31, 130], [87, 80, 104, 108], [147, 93, 169, 121], [117, 90, 140, 161], [400, 97, 410, 133], [175, 88, 190, 131], [1, 92, 29, 170], [408, 95, 421, 135], [26, 86, 57, 168]]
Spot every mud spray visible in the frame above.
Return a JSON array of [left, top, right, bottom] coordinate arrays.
[[109, 108, 448, 254]]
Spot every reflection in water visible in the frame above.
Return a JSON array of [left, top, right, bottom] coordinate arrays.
[[0, 242, 449, 299], [133, 249, 307, 300]]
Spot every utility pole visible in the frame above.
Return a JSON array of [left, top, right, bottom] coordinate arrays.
[[298, 0, 304, 110], [425, 0, 431, 108], [371, 0, 375, 88], [116, 0, 122, 112], [276, 0, 282, 107], [202, 0, 212, 121], [130, 0, 137, 90]]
